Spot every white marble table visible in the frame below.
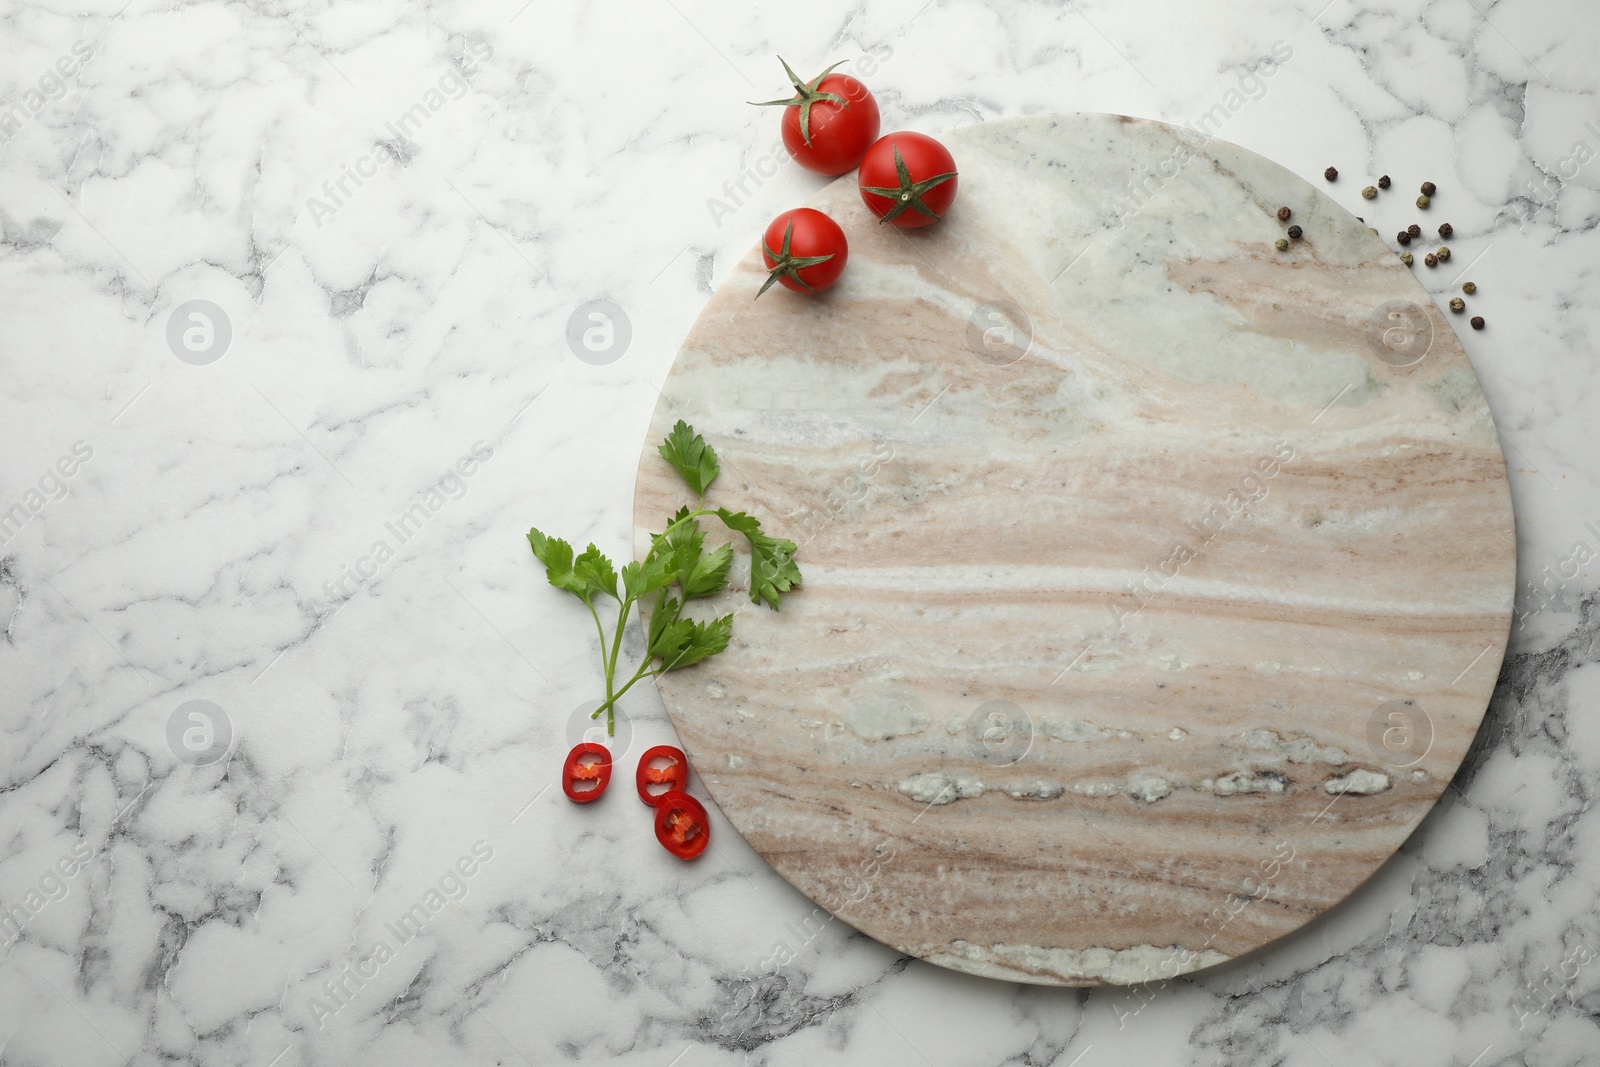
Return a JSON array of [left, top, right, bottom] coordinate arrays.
[[2, 0, 1598, 1063]]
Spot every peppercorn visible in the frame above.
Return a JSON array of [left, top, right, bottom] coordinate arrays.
[[1324, 166, 1338, 181], [1438, 222, 1453, 238], [1471, 316, 1484, 330], [1277, 206, 1292, 222], [1370, 227, 1380, 236], [1408, 224, 1422, 237], [1462, 281, 1477, 295], [1397, 230, 1412, 245], [1424, 252, 1438, 267], [1287, 224, 1303, 239], [1417, 194, 1431, 209], [1400, 252, 1414, 266], [1436, 246, 1451, 261], [1421, 181, 1437, 196], [1362, 185, 1378, 200], [1275, 237, 1289, 251], [1378, 175, 1391, 189], [1449, 297, 1465, 313]]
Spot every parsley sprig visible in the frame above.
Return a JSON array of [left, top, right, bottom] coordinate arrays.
[[527, 420, 802, 735]]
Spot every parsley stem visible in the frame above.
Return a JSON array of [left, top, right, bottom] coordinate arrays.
[[585, 598, 615, 732], [588, 659, 662, 724]]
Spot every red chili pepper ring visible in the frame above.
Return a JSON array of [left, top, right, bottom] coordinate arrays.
[[636, 745, 689, 806], [653, 790, 710, 860], [562, 743, 612, 804]]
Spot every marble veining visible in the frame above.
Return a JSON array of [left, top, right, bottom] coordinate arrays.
[[636, 113, 1515, 986], [3, 0, 1599, 1061]]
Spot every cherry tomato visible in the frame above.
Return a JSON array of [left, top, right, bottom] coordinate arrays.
[[637, 745, 690, 806], [561, 743, 611, 804], [752, 58, 880, 176], [857, 132, 959, 229], [653, 790, 711, 860], [759, 209, 848, 298]]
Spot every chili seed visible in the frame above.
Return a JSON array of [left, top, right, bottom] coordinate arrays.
[[1325, 166, 1338, 181], [1417, 194, 1431, 209], [1449, 297, 1465, 313], [1378, 175, 1391, 189], [1408, 224, 1422, 237], [1275, 237, 1289, 251], [1437, 246, 1451, 261], [1421, 181, 1437, 196], [1287, 224, 1303, 239], [1424, 252, 1438, 267], [1462, 281, 1477, 295], [1278, 206, 1292, 222], [1471, 316, 1485, 330], [1397, 230, 1412, 245], [1400, 252, 1414, 266], [1438, 222, 1453, 238]]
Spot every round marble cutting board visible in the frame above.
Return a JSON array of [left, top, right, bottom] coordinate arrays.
[[632, 113, 1515, 987]]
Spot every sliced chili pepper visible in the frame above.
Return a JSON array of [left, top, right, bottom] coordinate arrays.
[[562, 743, 612, 804], [653, 790, 710, 860], [636, 745, 689, 806]]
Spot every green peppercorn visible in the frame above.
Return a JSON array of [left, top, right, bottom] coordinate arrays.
[[1275, 237, 1289, 251], [1438, 222, 1453, 238], [1408, 224, 1421, 237], [1437, 246, 1451, 261], [1421, 181, 1436, 196], [1449, 297, 1465, 313], [1287, 224, 1303, 239], [1462, 281, 1477, 295], [1278, 206, 1292, 222], [1362, 185, 1378, 199], [1397, 230, 1412, 245], [1471, 316, 1484, 330], [1325, 166, 1338, 181], [1400, 251, 1414, 266], [1424, 252, 1438, 267], [1378, 175, 1391, 189], [1417, 194, 1431, 209]]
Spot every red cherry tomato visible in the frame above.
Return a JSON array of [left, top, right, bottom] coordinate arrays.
[[637, 745, 689, 806], [752, 58, 880, 176], [561, 743, 611, 804], [653, 790, 711, 860], [759, 209, 848, 297], [857, 132, 959, 229]]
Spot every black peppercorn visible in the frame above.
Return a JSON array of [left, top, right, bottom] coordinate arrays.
[[1287, 224, 1303, 239], [1277, 206, 1292, 222], [1438, 222, 1453, 238], [1424, 252, 1438, 267], [1397, 231, 1412, 245], [1462, 281, 1477, 295], [1471, 316, 1485, 330], [1324, 166, 1338, 181], [1408, 224, 1422, 237], [1421, 181, 1437, 196], [1378, 175, 1391, 189]]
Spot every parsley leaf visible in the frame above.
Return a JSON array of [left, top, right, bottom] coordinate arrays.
[[657, 420, 720, 498], [572, 543, 619, 601], [621, 551, 676, 602], [716, 508, 802, 609], [527, 528, 589, 600]]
